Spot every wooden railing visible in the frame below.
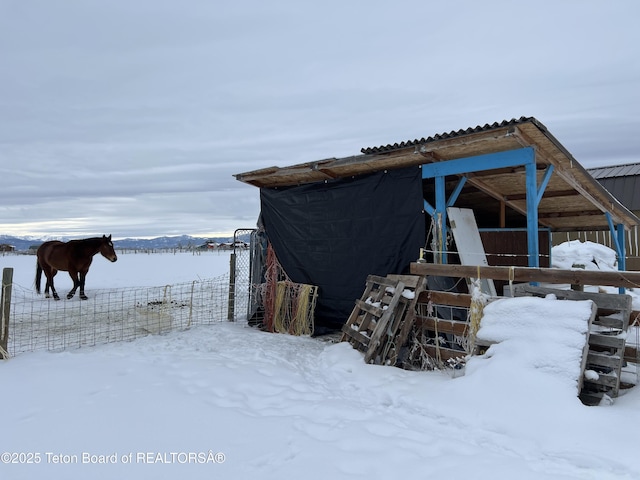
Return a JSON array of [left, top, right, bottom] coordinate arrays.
[[409, 262, 640, 364]]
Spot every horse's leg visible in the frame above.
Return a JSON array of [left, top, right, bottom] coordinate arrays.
[[79, 270, 88, 300], [46, 269, 60, 300], [66, 270, 80, 299]]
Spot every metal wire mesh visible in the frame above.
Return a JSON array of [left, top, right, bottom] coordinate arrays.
[[7, 273, 230, 356], [228, 228, 258, 322]]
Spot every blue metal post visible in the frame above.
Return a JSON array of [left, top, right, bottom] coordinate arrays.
[[525, 161, 540, 268], [605, 212, 627, 293], [618, 223, 626, 272]]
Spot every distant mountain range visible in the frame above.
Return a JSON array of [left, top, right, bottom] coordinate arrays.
[[0, 234, 237, 252]]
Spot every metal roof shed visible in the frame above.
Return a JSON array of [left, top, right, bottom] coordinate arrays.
[[236, 117, 639, 271]]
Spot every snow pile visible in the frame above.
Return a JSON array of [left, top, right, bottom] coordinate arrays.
[[552, 239, 640, 310], [474, 295, 592, 391], [552, 240, 618, 271]]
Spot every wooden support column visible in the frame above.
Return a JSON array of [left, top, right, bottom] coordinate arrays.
[[1, 268, 12, 359]]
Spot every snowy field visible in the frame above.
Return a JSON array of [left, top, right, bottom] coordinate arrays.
[[1, 243, 640, 479], [1, 249, 233, 290]]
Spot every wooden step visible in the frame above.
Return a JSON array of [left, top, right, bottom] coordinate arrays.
[[587, 351, 622, 369], [588, 334, 625, 350]]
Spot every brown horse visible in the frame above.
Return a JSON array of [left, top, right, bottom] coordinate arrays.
[[35, 235, 118, 300]]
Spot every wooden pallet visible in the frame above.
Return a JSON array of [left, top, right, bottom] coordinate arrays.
[[513, 284, 632, 405], [407, 289, 474, 369], [341, 274, 425, 365]]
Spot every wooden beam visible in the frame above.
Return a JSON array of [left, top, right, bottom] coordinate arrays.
[[416, 290, 472, 308], [409, 262, 640, 288], [512, 126, 634, 227], [538, 210, 604, 219], [415, 316, 469, 336], [625, 345, 640, 364], [414, 127, 514, 155], [505, 189, 576, 201], [417, 345, 467, 363], [1, 268, 12, 359]]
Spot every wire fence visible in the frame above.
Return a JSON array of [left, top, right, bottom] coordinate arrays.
[[2, 233, 259, 357], [6, 273, 231, 356]]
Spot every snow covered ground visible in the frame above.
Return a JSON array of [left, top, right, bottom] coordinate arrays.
[[1, 243, 640, 479]]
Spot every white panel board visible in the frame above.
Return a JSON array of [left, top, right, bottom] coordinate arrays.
[[447, 207, 497, 296]]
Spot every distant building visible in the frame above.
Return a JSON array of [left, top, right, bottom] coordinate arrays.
[[588, 162, 640, 214], [585, 162, 640, 269]]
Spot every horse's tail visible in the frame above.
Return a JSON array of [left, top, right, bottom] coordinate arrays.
[[35, 260, 42, 294]]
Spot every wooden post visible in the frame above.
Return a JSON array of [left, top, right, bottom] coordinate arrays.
[[1, 268, 13, 359], [227, 253, 236, 322]]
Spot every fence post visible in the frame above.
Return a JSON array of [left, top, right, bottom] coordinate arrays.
[[227, 252, 236, 321], [1, 267, 13, 359]]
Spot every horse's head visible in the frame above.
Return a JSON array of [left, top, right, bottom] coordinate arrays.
[[100, 234, 118, 262]]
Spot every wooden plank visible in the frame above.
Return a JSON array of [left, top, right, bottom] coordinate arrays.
[[366, 274, 399, 288], [387, 274, 421, 289], [420, 345, 467, 363], [514, 283, 628, 330], [414, 316, 469, 337], [365, 281, 405, 364], [1, 268, 12, 359], [340, 327, 370, 349], [577, 301, 597, 395], [354, 299, 384, 318], [624, 345, 639, 363], [513, 284, 631, 311], [579, 391, 606, 406], [580, 303, 598, 391], [584, 373, 619, 388], [588, 334, 625, 349], [587, 352, 622, 369], [392, 276, 428, 364], [593, 316, 624, 329], [416, 290, 473, 308], [341, 274, 398, 344], [410, 263, 640, 289]]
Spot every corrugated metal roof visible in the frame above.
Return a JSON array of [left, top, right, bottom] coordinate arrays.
[[588, 162, 640, 179], [360, 116, 537, 154]]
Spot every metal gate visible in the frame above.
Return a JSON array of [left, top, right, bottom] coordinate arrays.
[[228, 228, 261, 322]]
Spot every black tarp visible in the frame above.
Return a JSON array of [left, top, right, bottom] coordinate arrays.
[[259, 166, 425, 331]]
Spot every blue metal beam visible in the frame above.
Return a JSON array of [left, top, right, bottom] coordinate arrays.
[[423, 199, 435, 217], [421, 146, 543, 268], [421, 147, 535, 179], [536, 165, 555, 205], [447, 177, 467, 208]]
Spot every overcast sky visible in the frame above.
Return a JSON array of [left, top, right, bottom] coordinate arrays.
[[1, 0, 639, 239]]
